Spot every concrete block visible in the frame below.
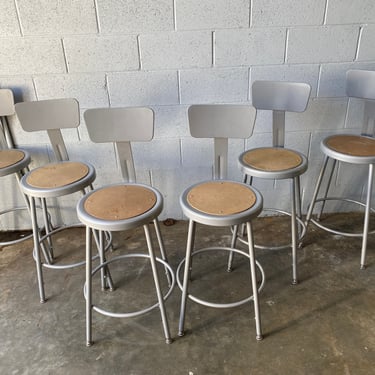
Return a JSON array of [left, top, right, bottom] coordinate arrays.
[[176, 0, 249, 30], [140, 31, 212, 69], [287, 26, 359, 64], [180, 68, 249, 104], [326, 0, 375, 24], [64, 36, 139, 73], [132, 139, 181, 170], [250, 64, 320, 98], [96, 0, 173, 33], [252, 0, 325, 27], [181, 138, 212, 168], [215, 28, 285, 67], [345, 98, 366, 131], [108, 71, 179, 106], [358, 25, 375, 62], [285, 131, 310, 156], [152, 105, 190, 139], [318, 62, 375, 97], [17, 0, 97, 35], [0, 38, 66, 75], [0, 0, 20, 36], [286, 98, 347, 132], [0, 77, 37, 102], [34, 74, 109, 109]]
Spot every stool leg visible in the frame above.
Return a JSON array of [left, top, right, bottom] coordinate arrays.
[[291, 178, 298, 285], [86, 226, 93, 346], [360, 164, 374, 269], [30, 197, 46, 303], [153, 219, 172, 287], [227, 225, 239, 272], [178, 219, 196, 337], [95, 229, 114, 291], [305, 155, 330, 225], [41, 198, 54, 261], [317, 158, 337, 221], [144, 224, 172, 344], [246, 222, 262, 340]]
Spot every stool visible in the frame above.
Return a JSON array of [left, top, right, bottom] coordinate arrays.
[[177, 104, 265, 340], [228, 81, 311, 285], [305, 69, 375, 269], [77, 107, 174, 346], [15, 98, 97, 303], [0, 89, 32, 245]]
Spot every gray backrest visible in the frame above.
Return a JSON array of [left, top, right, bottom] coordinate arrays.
[[346, 69, 375, 137], [15, 98, 80, 161], [252, 81, 311, 147], [188, 104, 257, 180], [0, 89, 16, 148], [84, 107, 154, 183]]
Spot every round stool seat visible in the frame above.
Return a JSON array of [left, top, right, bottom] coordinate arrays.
[[0, 149, 30, 176], [181, 180, 263, 227], [239, 147, 307, 179], [20, 161, 96, 198], [322, 134, 375, 164], [77, 183, 163, 232]]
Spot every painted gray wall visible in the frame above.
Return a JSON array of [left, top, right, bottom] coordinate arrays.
[[1, 0, 375, 228]]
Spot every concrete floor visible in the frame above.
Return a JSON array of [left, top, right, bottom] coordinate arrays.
[[0, 213, 374, 374]]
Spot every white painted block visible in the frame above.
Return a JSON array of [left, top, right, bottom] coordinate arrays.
[[64, 36, 139, 73], [326, 0, 375, 24], [152, 105, 190, 139], [286, 98, 347, 132], [250, 64, 319, 98], [345, 98, 366, 131], [96, 0, 173, 33], [176, 0, 249, 30], [0, 77, 37, 102], [132, 139, 181, 169], [357, 25, 375, 62], [34, 74, 109, 108], [17, 0, 97, 35], [180, 68, 249, 104], [287, 26, 359, 64], [0, 38, 66, 75], [215, 28, 286, 67], [252, 0, 326, 27], [0, 0, 20, 36], [108, 71, 179, 106], [140, 31, 212, 69], [318, 62, 375, 97]]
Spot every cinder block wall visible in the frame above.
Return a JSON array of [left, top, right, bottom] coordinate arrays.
[[1, 0, 375, 228]]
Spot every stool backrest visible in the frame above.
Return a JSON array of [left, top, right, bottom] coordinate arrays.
[[0, 89, 16, 148], [84, 107, 154, 183], [252, 81, 311, 147], [346, 69, 375, 137], [188, 104, 257, 180], [15, 98, 80, 162]]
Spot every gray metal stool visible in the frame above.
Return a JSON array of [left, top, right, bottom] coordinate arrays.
[[228, 81, 311, 285], [306, 69, 375, 269], [77, 107, 174, 346], [178, 104, 265, 341], [0, 89, 32, 246], [15, 98, 97, 303]]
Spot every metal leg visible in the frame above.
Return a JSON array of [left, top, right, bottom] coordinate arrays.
[[305, 155, 330, 225], [41, 198, 54, 261], [360, 164, 374, 269], [86, 226, 93, 346], [178, 219, 196, 337], [227, 225, 239, 272], [246, 222, 262, 340], [144, 224, 172, 344], [153, 219, 172, 287], [30, 197, 46, 303], [317, 158, 337, 221], [291, 179, 298, 285], [93, 229, 114, 291]]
